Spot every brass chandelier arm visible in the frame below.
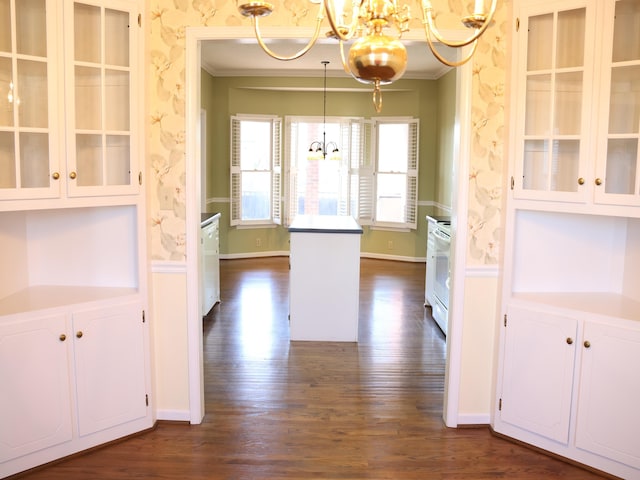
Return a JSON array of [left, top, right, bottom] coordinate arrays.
[[424, 28, 478, 67], [252, 13, 325, 61], [323, 0, 362, 41], [421, 0, 497, 48]]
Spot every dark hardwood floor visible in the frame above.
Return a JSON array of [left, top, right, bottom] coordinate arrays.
[[15, 257, 605, 479]]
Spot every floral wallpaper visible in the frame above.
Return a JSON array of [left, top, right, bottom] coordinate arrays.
[[148, 0, 507, 265]]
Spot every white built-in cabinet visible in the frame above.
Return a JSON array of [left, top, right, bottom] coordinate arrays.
[[201, 213, 221, 316], [495, 1, 640, 479], [0, 0, 149, 477]]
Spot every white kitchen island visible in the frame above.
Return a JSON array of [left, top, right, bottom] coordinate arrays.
[[289, 215, 363, 342]]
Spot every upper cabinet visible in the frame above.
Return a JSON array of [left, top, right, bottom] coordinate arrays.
[[0, 0, 140, 207], [510, 0, 640, 213]]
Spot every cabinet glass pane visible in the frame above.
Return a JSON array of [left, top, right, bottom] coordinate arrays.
[[525, 75, 551, 136], [551, 140, 579, 192], [17, 59, 48, 128], [0, 58, 14, 127], [0, 132, 16, 188], [523, 140, 579, 192], [74, 3, 101, 64], [608, 65, 640, 135], [76, 134, 103, 186], [523, 140, 548, 190], [75, 66, 101, 130], [554, 72, 583, 135], [0, 0, 10, 52], [556, 9, 585, 69], [106, 135, 129, 185], [605, 139, 638, 195], [105, 70, 129, 131], [613, 0, 640, 63], [20, 132, 49, 188], [105, 9, 129, 67], [16, 0, 46, 58], [527, 14, 553, 71]]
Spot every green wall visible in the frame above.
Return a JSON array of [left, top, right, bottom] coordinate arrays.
[[201, 71, 456, 259]]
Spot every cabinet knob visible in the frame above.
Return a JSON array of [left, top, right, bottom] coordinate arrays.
[[566, 337, 573, 345], [59, 333, 66, 342], [76, 331, 83, 339], [52, 172, 60, 180], [584, 340, 591, 348], [577, 177, 584, 185], [595, 178, 602, 186], [69, 171, 77, 180]]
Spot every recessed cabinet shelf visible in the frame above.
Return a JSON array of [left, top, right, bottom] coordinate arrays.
[[0, 285, 138, 318]]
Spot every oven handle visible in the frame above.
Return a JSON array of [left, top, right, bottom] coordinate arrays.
[[433, 229, 451, 245]]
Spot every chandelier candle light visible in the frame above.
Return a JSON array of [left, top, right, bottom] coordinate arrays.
[[237, 0, 497, 112]]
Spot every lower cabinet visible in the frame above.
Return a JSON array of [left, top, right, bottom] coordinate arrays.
[[201, 214, 220, 316], [0, 297, 150, 478], [496, 303, 640, 479]]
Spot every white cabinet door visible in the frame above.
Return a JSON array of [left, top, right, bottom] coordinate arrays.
[[511, 1, 596, 203], [575, 321, 640, 469], [0, 0, 62, 201], [201, 217, 220, 316], [0, 313, 73, 462], [500, 305, 577, 444], [593, 0, 640, 207], [425, 219, 436, 306], [63, 0, 140, 198], [72, 302, 146, 437]]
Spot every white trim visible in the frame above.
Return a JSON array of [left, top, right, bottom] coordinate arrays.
[[185, 29, 205, 425], [155, 409, 191, 422], [443, 55, 473, 428], [186, 26, 472, 430], [360, 253, 426, 263], [465, 265, 500, 278], [457, 413, 491, 425], [221, 251, 290, 260], [150, 261, 187, 274]]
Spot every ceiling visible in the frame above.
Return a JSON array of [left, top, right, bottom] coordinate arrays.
[[200, 37, 455, 81]]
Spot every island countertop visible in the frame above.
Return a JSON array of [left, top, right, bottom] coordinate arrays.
[[288, 215, 363, 234]]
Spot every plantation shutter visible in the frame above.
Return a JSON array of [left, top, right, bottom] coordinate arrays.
[[272, 118, 282, 225], [405, 119, 419, 229], [230, 116, 242, 226], [352, 119, 374, 225], [337, 121, 351, 216], [286, 119, 298, 226]]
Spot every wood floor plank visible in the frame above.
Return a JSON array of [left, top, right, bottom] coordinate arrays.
[[13, 257, 606, 479]]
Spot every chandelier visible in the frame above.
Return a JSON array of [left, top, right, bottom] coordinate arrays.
[[237, 0, 497, 112], [308, 61, 339, 159]]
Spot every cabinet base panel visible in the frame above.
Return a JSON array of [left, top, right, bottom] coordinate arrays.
[[490, 427, 622, 480]]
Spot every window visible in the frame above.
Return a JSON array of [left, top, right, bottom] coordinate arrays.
[[231, 114, 419, 231], [285, 117, 353, 223], [230, 115, 281, 226], [373, 119, 419, 229]]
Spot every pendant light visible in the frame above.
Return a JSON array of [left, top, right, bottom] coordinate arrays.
[[308, 61, 339, 159]]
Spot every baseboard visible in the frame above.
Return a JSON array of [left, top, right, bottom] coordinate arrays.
[[220, 251, 426, 263], [456, 413, 490, 425], [155, 409, 191, 422], [220, 251, 290, 260]]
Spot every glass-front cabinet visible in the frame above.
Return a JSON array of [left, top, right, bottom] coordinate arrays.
[[0, 0, 59, 200], [593, 0, 640, 206], [512, 0, 640, 209], [0, 0, 139, 204]]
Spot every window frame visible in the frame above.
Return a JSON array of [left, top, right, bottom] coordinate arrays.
[[366, 117, 420, 230], [229, 114, 282, 227]]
